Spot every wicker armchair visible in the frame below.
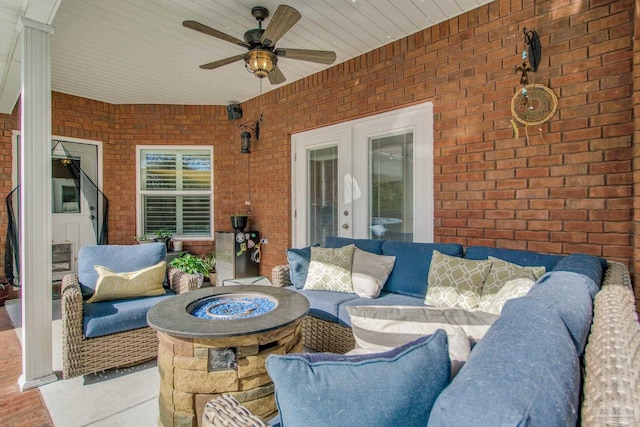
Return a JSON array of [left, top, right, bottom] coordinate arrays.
[[61, 244, 200, 378]]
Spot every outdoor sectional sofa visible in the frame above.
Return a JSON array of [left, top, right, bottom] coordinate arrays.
[[203, 237, 640, 426]]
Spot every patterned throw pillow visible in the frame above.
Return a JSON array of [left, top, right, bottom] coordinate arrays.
[[477, 257, 545, 312], [482, 278, 536, 315], [425, 250, 492, 309], [304, 245, 356, 293]]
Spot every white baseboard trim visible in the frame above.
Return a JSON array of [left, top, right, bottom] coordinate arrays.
[[19, 373, 58, 391]]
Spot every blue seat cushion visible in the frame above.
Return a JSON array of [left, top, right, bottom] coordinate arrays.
[[267, 332, 451, 427], [551, 253, 605, 298], [381, 241, 463, 298], [325, 236, 384, 255], [78, 243, 167, 297], [83, 290, 175, 338], [429, 297, 580, 427], [337, 292, 426, 327], [528, 271, 594, 354], [286, 286, 359, 323], [465, 246, 565, 271]]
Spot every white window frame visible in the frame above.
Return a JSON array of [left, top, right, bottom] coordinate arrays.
[[136, 145, 214, 240]]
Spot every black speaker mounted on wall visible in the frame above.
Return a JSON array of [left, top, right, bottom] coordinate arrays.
[[227, 104, 243, 121]]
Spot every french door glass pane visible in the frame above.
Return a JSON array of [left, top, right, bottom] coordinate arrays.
[[308, 146, 338, 246], [369, 132, 413, 241]]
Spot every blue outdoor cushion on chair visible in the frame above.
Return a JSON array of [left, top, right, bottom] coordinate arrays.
[[266, 331, 451, 427], [83, 291, 175, 338]]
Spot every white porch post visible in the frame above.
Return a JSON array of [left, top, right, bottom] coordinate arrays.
[[18, 16, 57, 391]]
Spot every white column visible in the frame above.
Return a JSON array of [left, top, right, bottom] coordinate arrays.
[[18, 16, 57, 391]]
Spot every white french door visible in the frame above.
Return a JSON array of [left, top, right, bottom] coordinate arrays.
[[292, 102, 434, 247]]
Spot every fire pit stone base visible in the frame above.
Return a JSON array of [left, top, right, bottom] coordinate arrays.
[[157, 319, 303, 427]]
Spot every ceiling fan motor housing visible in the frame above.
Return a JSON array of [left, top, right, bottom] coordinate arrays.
[[244, 49, 277, 78]]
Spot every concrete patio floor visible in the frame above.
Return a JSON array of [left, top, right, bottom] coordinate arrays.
[[2, 298, 160, 426]]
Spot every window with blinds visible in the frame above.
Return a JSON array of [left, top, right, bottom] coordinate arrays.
[[138, 148, 213, 238]]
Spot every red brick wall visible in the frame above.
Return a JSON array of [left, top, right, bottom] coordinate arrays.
[[108, 103, 233, 256], [632, 0, 640, 305], [0, 0, 637, 286], [0, 105, 18, 281], [242, 0, 636, 276]]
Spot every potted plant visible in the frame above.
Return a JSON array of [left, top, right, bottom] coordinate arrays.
[[201, 250, 216, 285], [135, 234, 155, 244], [230, 214, 248, 231], [169, 253, 209, 288], [0, 283, 10, 307], [154, 230, 173, 250]]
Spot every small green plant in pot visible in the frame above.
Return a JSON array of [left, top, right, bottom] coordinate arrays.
[[169, 254, 209, 277], [154, 230, 173, 250], [169, 253, 209, 289]]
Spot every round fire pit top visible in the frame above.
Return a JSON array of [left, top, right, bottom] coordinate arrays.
[[147, 285, 310, 339], [189, 293, 277, 320]]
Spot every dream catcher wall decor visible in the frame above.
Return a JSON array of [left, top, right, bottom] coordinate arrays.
[[511, 28, 558, 144]]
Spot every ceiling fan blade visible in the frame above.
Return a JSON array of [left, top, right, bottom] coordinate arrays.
[[268, 66, 286, 85], [199, 54, 245, 70], [275, 48, 337, 65], [260, 5, 301, 47], [183, 20, 249, 48]]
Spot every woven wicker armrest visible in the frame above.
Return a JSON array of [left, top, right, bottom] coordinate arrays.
[[202, 395, 268, 427], [581, 261, 640, 426], [271, 264, 291, 287], [61, 273, 85, 377], [168, 266, 201, 294]]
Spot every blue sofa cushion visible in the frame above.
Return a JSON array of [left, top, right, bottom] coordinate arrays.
[[286, 246, 313, 289], [83, 290, 175, 338], [78, 243, 167, 297], [325, 236, 384, 254], [381, 241, 463, 298], [337, 292, 427, 327], [266, 332, 451, 427], [286, 286, 359, 324], [528, 271, 594, 354], [429, 297, 581, 427], [465, 246, 565, 271], [551, 253, 605, 298]]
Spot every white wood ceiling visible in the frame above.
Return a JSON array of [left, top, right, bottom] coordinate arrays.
[[0, 0, 494, 109]]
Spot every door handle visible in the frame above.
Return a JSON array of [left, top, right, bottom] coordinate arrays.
[[342, 223, 349, 230]]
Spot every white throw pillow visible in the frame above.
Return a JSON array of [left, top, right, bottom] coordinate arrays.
[[351, 248, 396, 298], [347, 304, 499, 349], [482, 277, 536, 315], [346, 326, 470, 377]]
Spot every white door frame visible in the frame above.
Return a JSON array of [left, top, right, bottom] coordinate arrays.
[[12, 131, 104, 279]]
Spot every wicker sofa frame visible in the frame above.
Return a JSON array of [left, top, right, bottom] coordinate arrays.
[[212, 260, 640, 426], [61, 267, 199, 379]]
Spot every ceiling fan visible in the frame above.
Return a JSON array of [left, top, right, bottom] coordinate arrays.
[[183, 5, 337, 85]]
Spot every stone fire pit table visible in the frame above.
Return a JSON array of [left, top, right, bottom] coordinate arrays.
[[147, 285, 309, 427]]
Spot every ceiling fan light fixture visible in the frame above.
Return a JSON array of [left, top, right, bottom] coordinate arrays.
[[245, 49, 277, 79]]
